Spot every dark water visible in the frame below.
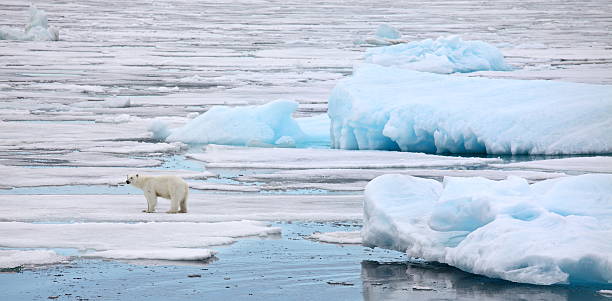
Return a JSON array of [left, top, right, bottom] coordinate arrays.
[[1, 222, 609, 301]]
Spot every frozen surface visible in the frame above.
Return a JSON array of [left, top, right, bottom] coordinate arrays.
[[363, 174, 612, 285], [0, 194, 363, 223], [0, 221, 279, 261], [165, 100, 328, 148], [0, 6, 59, 41], [83, 248, 217, 261], [0, 250, 66, 269], [166, 100, 304, 146], [310, 231, 362, 244], [188, 145, 500, 169], [329, 64, 612, 154], [365, 36, 510, 74], [494, 156, 612, 173], [0, 165, 212, 189]]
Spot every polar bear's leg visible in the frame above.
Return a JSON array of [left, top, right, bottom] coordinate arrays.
[[179, 186, 188, 213], [167, 190, 180, 214], [143, 191, 157, 213]]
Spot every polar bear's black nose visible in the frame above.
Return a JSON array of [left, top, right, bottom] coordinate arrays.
[[126, 180, 130, 184]]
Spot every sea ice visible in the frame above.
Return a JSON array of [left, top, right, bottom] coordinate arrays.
[[493, 156, 612, 173], [83, 248, 217, 261], [375, 24, 401, 40], [328, 64, 612, 155], [165, 100, 307, 147], [310, 231, 362, 244], [364, 36, 510, 74], [0, 221, 280, 261], [0, 250, 66, 269], [0, 6, 59, 41], [362, 174, 612, 285], [188, 144, 500, 169]]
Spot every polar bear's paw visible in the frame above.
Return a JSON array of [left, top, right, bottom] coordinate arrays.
[[166, 210, 179, 214], [142, 209, 155, 213]]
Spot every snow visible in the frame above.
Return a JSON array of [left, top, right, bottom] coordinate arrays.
[[82, 248, 217, 261], [0, 6, 59, 41], [364, 36, 510, 74], [494, 156, 612, 173], [362, 173, 612, 285], [188, 145, 500, 170], [328, 63, 612, 155], [310, 231, 362, 244], [0, 250, 66, 269]]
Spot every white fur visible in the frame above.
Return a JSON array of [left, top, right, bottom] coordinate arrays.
[[126, 174, 189, 214]]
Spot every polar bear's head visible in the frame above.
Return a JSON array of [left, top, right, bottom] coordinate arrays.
[[126, 174, 139, 185]]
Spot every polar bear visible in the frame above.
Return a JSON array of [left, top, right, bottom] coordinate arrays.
[[126, 174, 189, 214]]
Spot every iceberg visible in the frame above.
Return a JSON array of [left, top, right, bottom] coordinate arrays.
[[364, 36, 510, 74], [0, 6, 59, 41], [163, 100, 330, 148], [328, 64, 612, 155], [362, 173, 612, 285]]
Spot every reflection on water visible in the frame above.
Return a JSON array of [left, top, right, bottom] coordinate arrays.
[[361, 260, 609, 301]]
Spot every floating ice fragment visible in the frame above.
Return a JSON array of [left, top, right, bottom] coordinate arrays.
[[164, 100, 329, 147], [0, 250, 66, 269], [364, 36, 510, 73], [363, 174, 612, 285], [375, 24, 401, 39], [0, 6, 59, 41]]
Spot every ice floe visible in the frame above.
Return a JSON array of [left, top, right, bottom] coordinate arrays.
[[0, 221, 279, 259], [188, 145, 500, 169], [356, 24, 405, 46], [0, 6, 59, 41], [362, 173, 612, 285], [329, 63, 612, 155], [0, 194, 362, 223], [82, 248, 217, 261], [310, 231, 362, 244], [494, 156, 612, 174], [166, 100, 305, 147], [0, 250, 66, 269], [364, 36, 510, 74], [0, 165, 212, 189]]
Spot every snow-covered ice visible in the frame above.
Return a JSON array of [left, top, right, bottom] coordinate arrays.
[[362, 173, 612, 285], [163, 100, 329, 148], [365, 36, 510, 74], [188, 144, 500, 169], [83, 248, 217, 261], [0, 194, 363, 223], [310, 231, 362, 244], [329, 64, 612, 154], [494, 156, 612, 174], [0, 249, 66, 269], [0, 221, 279, 261], [0, 6, 59, 41]]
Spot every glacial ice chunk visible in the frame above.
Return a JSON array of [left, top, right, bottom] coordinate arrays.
[[0, 6, 59, 41], [164, 100, 330, 147], [364, 36, 510, 73], [328, 64, 612, 155], [375, 24, 401, 39], [362, 174, 612, 285]]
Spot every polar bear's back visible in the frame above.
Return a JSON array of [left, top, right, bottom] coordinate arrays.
[[141, 175, 188, 200]]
